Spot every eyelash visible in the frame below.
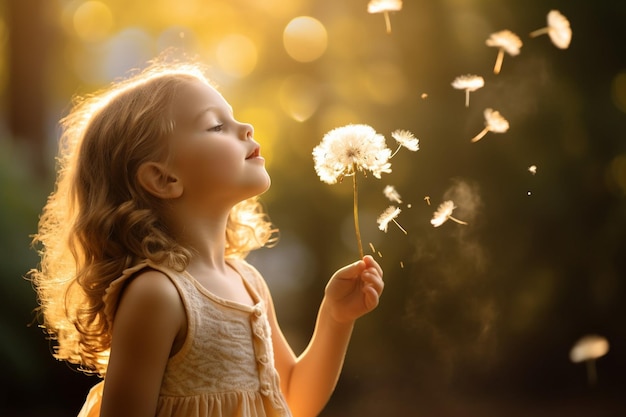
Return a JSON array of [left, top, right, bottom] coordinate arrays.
[[208, 124, 223, 132]]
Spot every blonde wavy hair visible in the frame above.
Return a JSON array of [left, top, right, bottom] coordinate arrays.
[[30, 60, 277, 376]]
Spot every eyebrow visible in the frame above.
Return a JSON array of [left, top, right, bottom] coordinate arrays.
[[194, 104, 235, 123]]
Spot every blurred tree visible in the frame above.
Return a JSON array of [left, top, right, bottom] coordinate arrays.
[[6, 0, 58, 177]]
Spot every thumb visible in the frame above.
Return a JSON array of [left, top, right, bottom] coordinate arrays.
[[333, 259, 366, 280]]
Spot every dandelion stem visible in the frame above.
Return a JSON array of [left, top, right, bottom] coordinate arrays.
[[471, 127, 489, 143], [465, 89, 470, 107], [390, 144, 402, 158], [529, 27, 549, 38], [384, 11, 392, 34], [494, 48, 504, 74], [586, 359, 598, 386], [448, 216, 468, 225], [352, 170, 364, 258], [393, 219, 408, 235]]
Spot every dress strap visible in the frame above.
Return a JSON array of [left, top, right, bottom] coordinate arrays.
[[102, 261, 150, 330]]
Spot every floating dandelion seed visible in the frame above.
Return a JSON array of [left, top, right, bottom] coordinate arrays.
[[424, 196, 431, 205], [486, 30, 522, 74], [390, 129, 419, 156], [368, 0, 402, 34], [369, 242, 376, 253], [452, 74, 485, 107], [528, 165, 538, 175], [570, 335, 609, 386], [530, 10, 572, 49], [430, 200, 468, 227], [377, 205, 407, 234], [384, 185, 403, 204], [400, 261, 404, 268], [421, 93, 428, 99], [471, 108, 510, 143], [313, 124, 392, 257]]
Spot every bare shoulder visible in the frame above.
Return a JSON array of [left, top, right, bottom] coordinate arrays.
[[113, 269, 186, 339], [119, 269, 183, 312]]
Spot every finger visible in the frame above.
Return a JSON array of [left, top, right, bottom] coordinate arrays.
[[362, 286, 380, 310], [362, 255, 383, 277], [362, 271, 384, 295]]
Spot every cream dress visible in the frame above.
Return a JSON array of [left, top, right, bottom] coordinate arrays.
[[77, 258, 292, 417]]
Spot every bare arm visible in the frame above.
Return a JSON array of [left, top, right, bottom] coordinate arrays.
[[99, 270, 186, 417], [270, 255, 384, 417]]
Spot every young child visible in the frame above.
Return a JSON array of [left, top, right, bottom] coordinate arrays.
[[30, 59, 384, 417]]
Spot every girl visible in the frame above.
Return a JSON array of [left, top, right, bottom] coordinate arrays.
[[30, 59, 384, 417]]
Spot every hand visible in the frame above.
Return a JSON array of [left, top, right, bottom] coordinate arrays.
[[324, 255, 384, 324]]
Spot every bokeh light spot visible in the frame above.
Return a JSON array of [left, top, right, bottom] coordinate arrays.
[[216, 34, 258, 78], [72, 1, 114, 43], [278, 75, 322, 122], [610, 71, 626, 114], [283, 16, 328, 63]]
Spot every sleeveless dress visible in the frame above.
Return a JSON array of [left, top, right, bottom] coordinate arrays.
[[77, 258, 292, 417]]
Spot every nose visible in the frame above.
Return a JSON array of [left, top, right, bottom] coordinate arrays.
[[239, 121, 254, 141]]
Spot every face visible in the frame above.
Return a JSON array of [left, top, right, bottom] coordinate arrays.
[[165, 79, 270, 210]]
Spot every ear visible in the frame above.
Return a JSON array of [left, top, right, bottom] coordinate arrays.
[[137, 162, 183, 199]]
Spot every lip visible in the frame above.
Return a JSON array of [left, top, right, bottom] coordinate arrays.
[[246, 146, 262, 160]]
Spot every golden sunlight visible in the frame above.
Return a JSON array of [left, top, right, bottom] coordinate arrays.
[[215, 34, 258, 78], [72, 1, 114, 43], [283, 16, 328, 63]]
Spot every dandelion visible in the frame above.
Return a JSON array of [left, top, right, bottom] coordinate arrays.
[[430, 200, 468, 227], [383, 185, 403, 204], [313, 124, 392, 257], [570, 335, 609, 386], [486, 30, 522, 74], [390, 129, 419, 157], [530, 10, 572, 49], [471, 108, 510, 143], [452, 74, 485, 108], [377, 205, 407, 234], [368, 0, 403, 34]]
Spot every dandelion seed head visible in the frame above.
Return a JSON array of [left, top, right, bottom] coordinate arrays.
[[570, 335, 609, 363], [528, 165, 538, 175], [451, 74, 485, 92], [367, 0, 403, 14], [486, 30, 523, 56], [484, 108, 510, 133], [391, 129, 419, 152], [547, 10, 572, 49], [430, 200, 456, 227], [377, 205, 401, 232], [383, 185, 403, 204], [313, 124, 392, 184]]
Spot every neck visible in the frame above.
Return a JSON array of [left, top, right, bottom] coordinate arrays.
[[168, 208, 231, 273]]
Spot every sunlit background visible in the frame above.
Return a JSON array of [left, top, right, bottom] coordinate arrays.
[[1, 0, 626, 416]]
